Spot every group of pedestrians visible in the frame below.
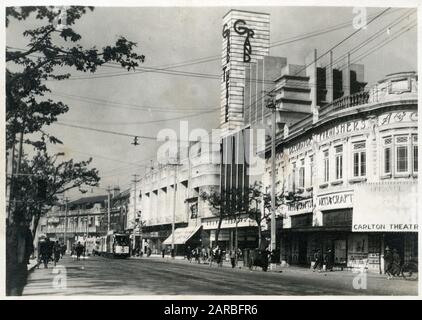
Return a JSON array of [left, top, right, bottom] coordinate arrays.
[[71, 242, 85, 261], [312, 248, 334, 272], [38, 238, 67, 268], [384, 247, 401, 279]]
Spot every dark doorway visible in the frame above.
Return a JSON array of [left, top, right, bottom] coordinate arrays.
[[384, 234, 405, 265], [298, 238, 308, 265]]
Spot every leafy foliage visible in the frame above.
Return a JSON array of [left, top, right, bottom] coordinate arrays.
[[6, 6, 145, 150]]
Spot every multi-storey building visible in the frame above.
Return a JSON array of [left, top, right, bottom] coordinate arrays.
[[39, 187, 129, 250], [138, 141, 220, 255], [217, 9, 418, 273], [40, 194, 108, 250], [264, 71, 418, 272]]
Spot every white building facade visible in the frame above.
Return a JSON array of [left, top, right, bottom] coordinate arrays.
[[265, 71, 418, 272]]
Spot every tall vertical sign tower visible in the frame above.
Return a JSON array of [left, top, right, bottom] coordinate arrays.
[[220, 9, 270, 138]]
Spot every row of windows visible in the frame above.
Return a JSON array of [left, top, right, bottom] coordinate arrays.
[[290, 134, 418, 190], [383, 135, 418, 175]]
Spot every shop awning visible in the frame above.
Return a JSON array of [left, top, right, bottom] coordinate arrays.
[[162, 225, 201, 245]]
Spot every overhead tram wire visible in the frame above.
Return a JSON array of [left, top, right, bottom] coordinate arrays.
[[49, 91, 218, 113], [44, 8, 402, 83], [47, 11, 415, 127], [335, 21, 417, 73], [48, 144, 154, 168], [52, 122, 221, 145], [242, 7, 395, 112], [320, 9, 416, 71]]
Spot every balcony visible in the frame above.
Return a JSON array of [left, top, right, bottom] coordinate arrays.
[[319, 91, 371, 117], [46, 225, 100, 234]]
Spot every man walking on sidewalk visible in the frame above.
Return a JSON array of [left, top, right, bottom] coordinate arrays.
[[313, 249, 323, 272]]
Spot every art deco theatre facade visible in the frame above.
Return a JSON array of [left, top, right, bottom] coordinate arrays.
[[218, 9, 418, 272]]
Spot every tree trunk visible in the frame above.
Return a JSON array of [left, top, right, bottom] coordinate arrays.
[[215, 212, 223, 246], [31, 213, 41, 240]]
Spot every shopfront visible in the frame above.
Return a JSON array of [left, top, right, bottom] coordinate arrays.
[[202, 215, 258, 250], [352, 181, 418, 273]]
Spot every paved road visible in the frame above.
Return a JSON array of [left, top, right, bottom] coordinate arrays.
[[22, 255, 418, 296]]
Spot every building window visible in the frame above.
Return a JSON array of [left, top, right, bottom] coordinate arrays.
[[396, 136, 409, 173], [299, 159, 305, 188], [353, 142, 366, 177], [309, 155, 314, 186], [323, 150, 329, 182], [292, 162, 296, 191], [413, 135, 418, 173], [335, 145, 343, 180], [383, 137, 392, 174]]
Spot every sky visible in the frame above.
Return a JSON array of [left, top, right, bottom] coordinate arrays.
[[6, 5, 418, 200]]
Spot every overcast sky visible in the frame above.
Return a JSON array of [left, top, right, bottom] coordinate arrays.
[[6, 5, 417, 199]]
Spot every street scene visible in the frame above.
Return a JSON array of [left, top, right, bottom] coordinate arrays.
[[23, 255, 417, 296], [5, 2, 419, 297]]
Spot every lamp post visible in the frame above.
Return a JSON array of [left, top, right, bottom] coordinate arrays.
[[265, 93, 277, 254]]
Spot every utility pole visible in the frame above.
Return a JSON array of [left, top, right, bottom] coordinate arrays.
[[168, 160, 181, 258], [131, 174, 140, 255], [106, 186, 112, 233], [266, 93, 277, 253], [64, 197, 69, 253]]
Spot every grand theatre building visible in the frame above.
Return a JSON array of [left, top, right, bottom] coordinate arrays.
[[269, 71, 418, 272]]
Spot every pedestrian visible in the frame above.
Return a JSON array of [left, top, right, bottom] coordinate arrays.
[[147, 247, 152, 257], [161, 247, 165, 258], [39, 238, 50, 268], [60, 243, 67, 258], [384, 246, 394, 279], [391, 248, 401, 276], [325, 248, 334, 271], [313, 249, 322, 272], [53, 241, 61, 266], [201, 246, 207, 264], [46, 237, 53, 263], [230, 250, 236, 268], [75, 241, 84, 261], [186, 245, 192, 262], [195, 247, 200, 264], [217, 248, 224, 267], [209, 246, 218, 267]]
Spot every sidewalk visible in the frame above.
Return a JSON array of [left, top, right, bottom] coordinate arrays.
[[27, 258, 39, 272], [130, 254, 418, 281]]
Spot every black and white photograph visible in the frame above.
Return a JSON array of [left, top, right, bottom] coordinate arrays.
[[2, 0, 420, 299]]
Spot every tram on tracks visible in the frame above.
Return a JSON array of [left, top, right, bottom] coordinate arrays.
[[94, 232, 130, 258]]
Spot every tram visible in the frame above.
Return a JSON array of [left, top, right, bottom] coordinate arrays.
[[94, 233, 130, 258]]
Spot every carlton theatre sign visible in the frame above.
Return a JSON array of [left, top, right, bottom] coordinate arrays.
[[352, 181, 418, 232]]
